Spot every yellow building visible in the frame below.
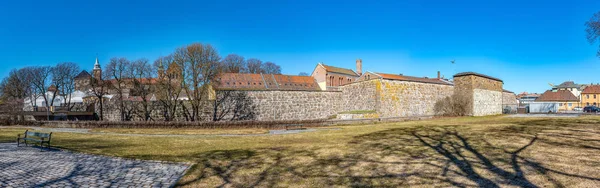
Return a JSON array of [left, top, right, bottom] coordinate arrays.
[[582, 85, 600, 107]]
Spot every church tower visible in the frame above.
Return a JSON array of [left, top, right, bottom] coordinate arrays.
[[158, 58, 165, 79], [93, 56, 102, 80]]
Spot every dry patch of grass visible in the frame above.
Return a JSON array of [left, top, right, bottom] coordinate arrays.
[[3, 116, 600, 187], [0, 128, 28, 143]]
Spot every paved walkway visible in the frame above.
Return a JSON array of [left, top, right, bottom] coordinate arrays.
[[0, 143, 188, 188]]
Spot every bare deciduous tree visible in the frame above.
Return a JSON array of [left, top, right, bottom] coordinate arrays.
[[213, 91, 257, 121], [130, 58, 156, 121], [155, 55, 183, 121], [29, 66, 53, 110], [0, 68, 32, 119], [86, 70, 110, 121], [52, 62, 80, 109], [246, 58, 263, 74], [173, 43, 221, 121], [105, 57, 131, 121], [586, 11, 600, 57], [222, 54, 247, 73], [261, 61, 281, 74]]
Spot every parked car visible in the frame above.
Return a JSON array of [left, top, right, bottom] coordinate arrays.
[[573, 107, 583, 111], [583, 106, 600, 113]]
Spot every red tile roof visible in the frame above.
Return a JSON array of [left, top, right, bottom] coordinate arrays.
[[215, 73, 321, 91], [375, 73, 453, 85], [582, 85, 600, 94], [321, 64, 359, 76], [535, 90, 579, 102]]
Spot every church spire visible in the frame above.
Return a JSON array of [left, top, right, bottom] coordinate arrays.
[[93, 55, 101, 70], [92, 55, 102, 80], [158, 58, 164, 70], [158, 58, 165, 78]]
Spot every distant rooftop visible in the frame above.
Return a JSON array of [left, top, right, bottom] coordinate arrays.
[[535, 90, 579, 102], [74, 70, 91, 79], [374, 72, 453, 86], [320, 63, 359, 77], [582, 85, 600, 94], [554, 81, 582, 89]]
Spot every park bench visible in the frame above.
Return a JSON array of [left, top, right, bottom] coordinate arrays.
[[284, 124, 305, 130], [17, 130, 52, 151]]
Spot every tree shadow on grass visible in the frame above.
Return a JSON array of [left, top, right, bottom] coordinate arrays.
[[174, 119, 600, 187]]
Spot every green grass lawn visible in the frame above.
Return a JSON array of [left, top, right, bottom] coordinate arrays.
[[2, 116, 600, 187], [0, 128, 30, 143]]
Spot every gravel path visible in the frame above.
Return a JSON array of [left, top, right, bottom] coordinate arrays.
[[0, 143, 189, 188], [506, 114, 581, 118]]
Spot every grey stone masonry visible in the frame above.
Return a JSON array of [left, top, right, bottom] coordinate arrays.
[[0, 143, 188, 188]]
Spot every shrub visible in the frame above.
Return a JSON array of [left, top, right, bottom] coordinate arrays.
[[434, 92, 472, 116]]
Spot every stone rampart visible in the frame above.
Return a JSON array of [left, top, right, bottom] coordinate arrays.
[[376, 79, 454, 117]]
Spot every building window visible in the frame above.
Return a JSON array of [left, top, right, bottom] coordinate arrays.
[[587, 94, 590, 99], [595, 95, 597, 99], [559, 103, 563, 106], [569, 103, 572, 107]]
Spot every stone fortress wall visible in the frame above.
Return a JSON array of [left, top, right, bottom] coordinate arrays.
[[242, 90, 342, 121], [375, 79, 454, 118], [214, 72, 505, 121], [453, 73, 504, 116], [98, 72, 512, 121]]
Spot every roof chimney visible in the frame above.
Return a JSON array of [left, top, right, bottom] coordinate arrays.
[[356, 59, 362, 76], [437, 71, 441, 79]]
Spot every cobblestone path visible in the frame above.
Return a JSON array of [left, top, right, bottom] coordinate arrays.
[[0, 143, 188, 188]]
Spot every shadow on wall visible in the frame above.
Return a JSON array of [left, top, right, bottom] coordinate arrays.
[[213, 91, 258, 121], [173, 119, 600, 187]]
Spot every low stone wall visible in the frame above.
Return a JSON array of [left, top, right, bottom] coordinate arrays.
[[472, 89, 502, 116], [376, 80, 454, 118]]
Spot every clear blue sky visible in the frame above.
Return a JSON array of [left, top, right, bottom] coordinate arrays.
[[1, 0, 599, 93]]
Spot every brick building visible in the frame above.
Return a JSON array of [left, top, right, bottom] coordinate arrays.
[[311, 59, 362, 90]]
